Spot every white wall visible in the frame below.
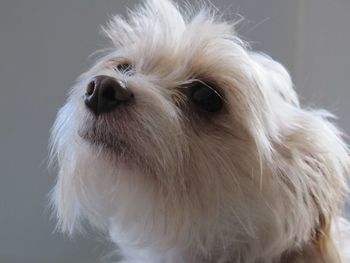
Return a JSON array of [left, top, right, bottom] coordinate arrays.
[[295, 0, 350, 135]]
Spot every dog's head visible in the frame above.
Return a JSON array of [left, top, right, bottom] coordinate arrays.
[[50, 0, 349, 261]]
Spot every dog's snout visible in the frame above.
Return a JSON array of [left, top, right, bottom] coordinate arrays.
[[84, 75, 133, 116]]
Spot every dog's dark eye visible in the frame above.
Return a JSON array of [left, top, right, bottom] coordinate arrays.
[[190, 83, 223, 112], [115, 63, 132, 73]]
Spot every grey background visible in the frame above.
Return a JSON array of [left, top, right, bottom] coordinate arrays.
[[0, 0, 349, 262]]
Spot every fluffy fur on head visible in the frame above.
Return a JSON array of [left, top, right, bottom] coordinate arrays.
[[50, 0, 350, 262]]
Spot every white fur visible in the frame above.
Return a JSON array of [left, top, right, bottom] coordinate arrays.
[[50, 0, 350, 262]]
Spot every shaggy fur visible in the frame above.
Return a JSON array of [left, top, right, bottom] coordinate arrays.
[[50, 0, 350, 262]]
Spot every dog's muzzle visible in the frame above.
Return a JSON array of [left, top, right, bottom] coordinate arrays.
[[84, 75, 133, 116]]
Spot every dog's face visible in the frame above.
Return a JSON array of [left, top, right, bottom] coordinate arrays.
[[51, 0, 349, 261]]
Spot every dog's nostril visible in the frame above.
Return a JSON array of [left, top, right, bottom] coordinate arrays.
[[84, 75, 133, 116], [86, 81, 95, 96]]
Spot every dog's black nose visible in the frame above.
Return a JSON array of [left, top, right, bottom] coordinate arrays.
[[84, 75, 133, 116]]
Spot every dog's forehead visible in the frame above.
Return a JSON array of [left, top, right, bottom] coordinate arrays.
[[101, 1, 246, 83], [130, 27, 236, 76]]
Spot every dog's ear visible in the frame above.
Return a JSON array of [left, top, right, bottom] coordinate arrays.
[[276, 120, 350, 263], [284, 214, 344, 262], [250, 51, 350, 261], [50, 148, 112, 235], [50, 139, 116, 235], [314, 216, 342, 263], [50, 168, 82, 235], [284, 233, 342, 263], [249, 52, 299, 107], [236, 52, 300, 163], [49, 103, 84, 235], [273, 104, 350, 262]]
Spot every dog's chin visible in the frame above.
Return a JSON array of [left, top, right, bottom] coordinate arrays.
[[78, 115, 132, 160], [80, 128, 128, 153]]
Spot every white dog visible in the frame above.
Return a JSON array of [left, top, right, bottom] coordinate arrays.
[[50, 0, 350, 262]]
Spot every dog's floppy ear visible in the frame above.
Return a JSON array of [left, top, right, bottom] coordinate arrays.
[[276, 120, 349, 262], [50, 144, 113, 235], [314, 216, 342, 263], [284, 216, 343, 263], [274, 104, 350, 262], [49, 103, 83, 235], [236, 52, 299, 163], [249, 52, 299, 107], [50, 167, 82, 235], [249, 52, 350, 262]]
